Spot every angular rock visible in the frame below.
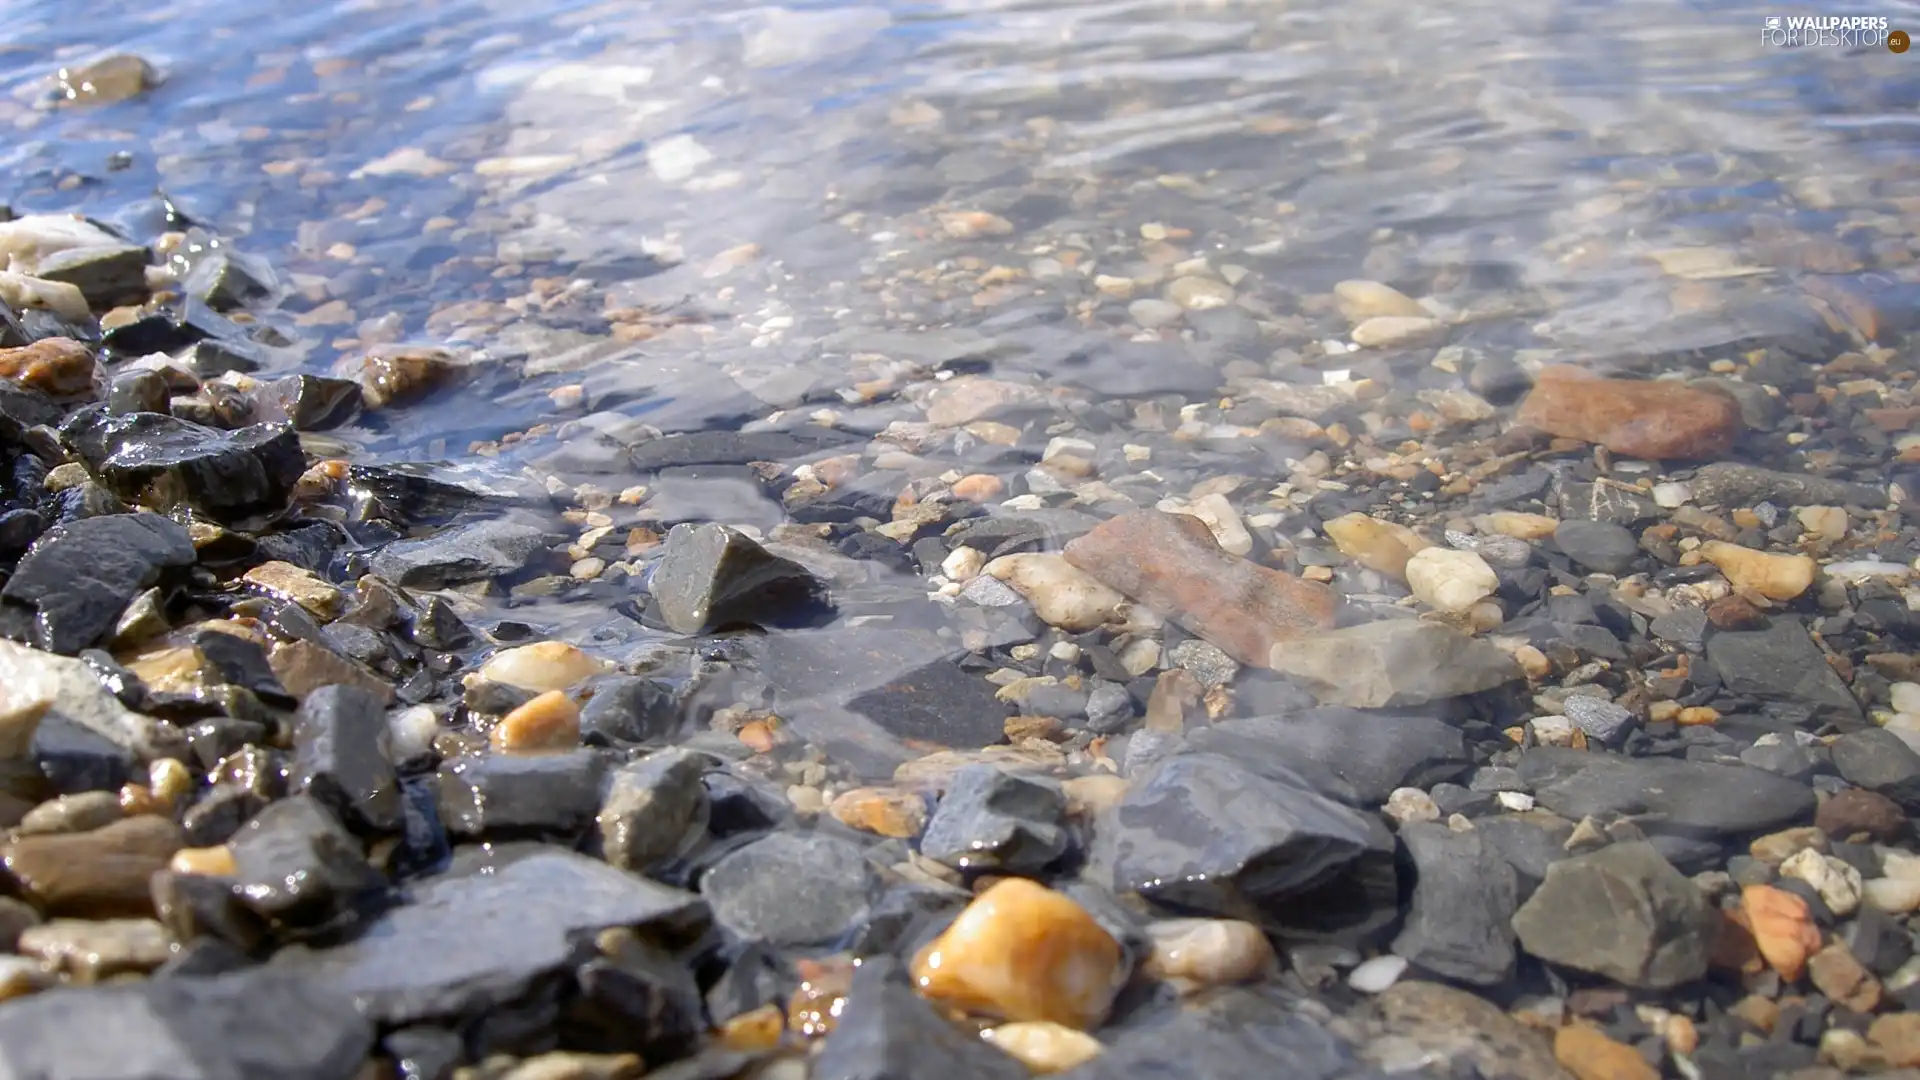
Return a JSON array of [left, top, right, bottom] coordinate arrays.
[[1521, 749, 1815, 838], [597, 748, 709, 872], [1689, 462, 1886, 510], [1058, 986, 1366, 1080], [910, 878, 1124, 1029], [919, 765, 1069, 873], [578, 676, 681, 745], [290, 684, 401, 834], [277, 847, 707, 1026], [1830, 729, 1920, 813], [1369, 981, 1571, 1080], [33, 244, 150, 309], [2, 815, 183, 917], [1184, 710, 1469, 806], [701, 832, 876, 947], [812, 957, 1026, 1080], [436, 750, 609, 837], [1063, 510, 1337, 667], [60, 407, 305, 521], [649, 523, 827, 635], [367, 517, 551, 588], [1267, 620, 1523, 708], [1391, 823, 1518, 985], [1515, 366, 1742, 460], [228, 795, 385, 928], [267, 640, 394, 706], [1510, 841, 1716, 988], [1707, 618, 1863, 727], [0, 968, 372, 1080], [1105, 752, 1374, 925], [0, 336, 97, 396], [1, 511, 194, 654]]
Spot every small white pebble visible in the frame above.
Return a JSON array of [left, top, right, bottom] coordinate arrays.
[[1347, 955, 1409, 994], [1495, 791, 1535, 812]]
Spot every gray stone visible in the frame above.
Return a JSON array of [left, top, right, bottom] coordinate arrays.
[[368, 517, 552, 589], [597, 747, 710, 871], [59, 408, 306, 523], [627, 428, 858, 472], [1649, 607, 1709, 650], [1553, 520, 1640, 575], [1368, 980, 1570, 1080], [1510, 840, 1716, 988], [1561, 696, 1635, 745], [919, 765, 1069, 873], [812, 957, 1026, 1080], [1688, 462, 1886, 510], [702, 832, 876, 947], [1830, 729, 1920, 813], [1268, 620, 1523, 709], [33, 244, 151, 309], [1706, 618, 1864, 727], [1059, 986, 1366, 1080], [0, 968, 371, 1080], [1185, 710, 1470, 806], [1390, 823, 1518, 986], [1473, 814, 1572, 901], [1105, 752, 1375, 924], [1167, 639, 1238, 688], [578, 675, 680, 744], [1084, 681, 1135, 733], [290, 684, 400, 834], [436, 749, 609, 837], [649, 523, 827, 635], [277, 846, 706, 1025], [1123, 730, 1186, 777], [1, 512, 195, 655], [228, 795, 385, 928], [1521, 749, 1815, 838], [1558, 481, 1658, 526]]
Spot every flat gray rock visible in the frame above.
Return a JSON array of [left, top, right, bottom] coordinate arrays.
[[1706, 618, 1864, 727], [1510, 841, 1715, 988], [1, 511, 195, 655], [1519, 749, 1815, 837], [701, 832, 876, 947], [1186, 710, 1470, 806], [1390, 823, 1518, 986], [368, 517, 552, 588], [1268, 620, 1523, 709]]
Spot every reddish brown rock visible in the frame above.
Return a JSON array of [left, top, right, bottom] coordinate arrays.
[[0, 338, 97, 397], [1705, 594, 1769, 631], [1514, 366, 1743, 461], [1062, 510, 1338, 667], [1817, 789, 1907, 843]]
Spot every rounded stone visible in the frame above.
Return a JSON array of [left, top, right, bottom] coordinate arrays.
[[702, 832, 876, 947]]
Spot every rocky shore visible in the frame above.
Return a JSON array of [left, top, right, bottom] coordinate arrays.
[[2, 71, 1920, 1079]]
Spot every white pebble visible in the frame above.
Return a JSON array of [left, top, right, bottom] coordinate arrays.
[[1780, 848, 1862, 917], [1383, 787, 1440, 827], [1652, 482, 1693, 508], [1405, 547, 1499, 614], [941, 546, 986, 583], [1495, 791, 1535, 812], [1347, 955, 1409, 994]]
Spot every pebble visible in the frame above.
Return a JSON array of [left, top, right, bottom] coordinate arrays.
[[241, 561, 345, 620], [952, 474, 1005, 503], [18, 918, 174, 982], [490, 690, 582, 753], [17, 792, 124, 837], [169, 845, 236, 877], [1516, 365, 1743, 460], [1166, 276, 1234, 310], [1384, 787, 1442, 827], [982, 1022, 1103, 1074], [1554, 1024, 1658, 1080], [983, 553, 1128, 632], [1797, 504, 1849, 542], [1742, 883, 1822, 981], [1780, 847, 1863, 916], [1698, 541, 1816, 601], [910, 877, 1124, 1030], [1404, 548, 1498, 614], [1323, 513, 1429, 579], [1817, 788, 1907, 841], [1127, 299, 1183, 328], [478, 642, 608, 693], [1334, 279, 1426, 321], [1140, 918, 1275, 988], [1808, 941, 1882, 1012], [1346, 954, 1409, 993], [827, 787, 927, 839], [1351, 315, 1443, 348], [1869, 1014, 1920, 1067], [941, 546, 986, 583]]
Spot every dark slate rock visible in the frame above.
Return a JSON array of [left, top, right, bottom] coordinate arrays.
[[106, 369, 170, 415], [181, 339, 266, 379], [1390, 823, 1518, 985], [569, 932, 705, 1061], [1830, 729, 1920, 813], [1104, 752, 1375, 926], [1689, 462, 1886, 510], [406, 595, 474, 652], [919, 765, 1069, 873], [1649, 607, 1709, 650], [345, 464, 552, 527], [1057, 986, 1368, 1080], [0, 511, 194, 654], [291, 684, 400, 834], [384, 1027, 463, 1080], [436, 750, 609, 838], [1509, 840, 1716, 988], [277, 847, 708, 1027], [628, 429, 859, 472], [184, 249, 274, 312], [228, 794, 387, 928], [1520, 749, 1815, 837], [1707, 618, 1864, 728], [59, 408, 305, 522], [578, 675, 681, 745], [0, 968, 372, 1080], [1473, 814, 1572, 901], [811, 956, 1026, 1080], [264, 374, 363, 431], [31, 713, 136, 795], [368, 517, 552, 588], [704, 771, 793, 837], [152, 868, 270, 954], [1553, 519, 1640, 575], [34, 243, 150, 309], [944, 510, 1103, 558], [182, 785, 266, 847], [701, 832, 877, 947], [1185, 710, 1469, 806], [191, 629, 291, 704], [648, 523, 828, 635], [597, 748, 710, 872]]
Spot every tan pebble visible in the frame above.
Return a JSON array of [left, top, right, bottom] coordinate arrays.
[[1475, 512, 1560, 541], [118, 784, 160, 816], [1870, 1013, 1920, 1067], [1513, 645, 1552, 680], [737, 719, 777, 753], [1553, 1023, 1659, 1080], [1750, 826, 1826, 866], [940, 211, 1014, 239], [911, 877, 1124, 1029], [1742, 883, 1822, 982], [478, 641, 608, 693], [1797, 505, 1849, 543], [1141, 918, 1275, 987], [1004, 715, 1065, 742], [786, 785, 825, 814], [1334, 279, 1427, 322], [0, 338, 97, 397], [984, 1022, 1103, 1073], [828, 787, 927, 839], [490, 690, 581, 753], [1302, 565, 1334, 583], [1647, 700, 1681, 723], [1676, 706, 1719, 727], [1351, 315, 1443, 349], [715, 1003, 784, 1051], [1062, 775, 1128, 819], [1663, 1014, 1699, 1056], [952, 474, 1006, 503], [984, 553, 1128, 632], [147, 758, 193, 807], [168, 845, 235, 877], [1699, 541, 1815, 602], [787, 955, 856, 1038], [1323, 512, 1429, 580], [1808, 940, 1882, 1012]]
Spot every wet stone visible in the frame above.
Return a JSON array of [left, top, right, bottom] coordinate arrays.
[[228, 794, 385, 928], [911, 877, 1124, 1030], [33, 244, 150, 310], [577, 675, 680, 745], [1707, 618, 1865, 728], [648, 523, 828, 635], [1391, 822, 1519, 985], [19, 917, 174, 982], [1516, 366, 1743, 460], [627, 428, 859, 472], [1368, 980, 1567, 1080], [437, 750, 609, 838], [0, 968, 372, 1080], [1553, 520, 1640, 576], [291, 684, 400, 834], [702, 831, 876, 947], [60, 407, 306, 522], [597, 747, 709, 872], [1510, 840, 1717, 988], [1829, 729, 1920, 813], [0, 511, 194, 655], [1104, 751, 1375, 925], [0, 337, 97, 397], [811, 956, 1025, 1080], [1184, 710, 1469, 806], [919, 764, 1069, 873], [1562, 696, 1635, 745], [17, 790, 123, 836], [278, 847, 707, 1027], [1059, 986, 1364, 1080], [3, 814, 183, 917], [1688, 462, 1887, 510], [1267, 619, 1523, 708], [1817, 788, 1907, 842], [1521, 749, 1815, 838], [368, 517, 553, 589]]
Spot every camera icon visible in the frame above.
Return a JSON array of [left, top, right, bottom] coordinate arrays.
[[1765, 16, 1780, 29]]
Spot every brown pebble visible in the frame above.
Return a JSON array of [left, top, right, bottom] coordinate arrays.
[[0, 338, 97, 397], [168, 845, 236, 877], [1553, 1023, 1658, 1080], [2, 816, 185, 917], [827, 787, 927, 839], [1675, 706, 1719, 727], [715, 1003, 784, 1051], [1869, 1012, 1920, 1067], [952, 474, 1006, 503], [1742, 884, 1822, 982], [1705, 594, 1769, 631], [1816, 788, 1907, 843], [1727, 994, 1779, 1035], [1004, 715, 1065, 742], [490, 690, 581, 753], [737, 720, 776, 754], [1516, 365, 1743, 460], [911, 877, 1124, 1030], [787, 955, 856, 1038], [1808, 941, 1882, 1013]]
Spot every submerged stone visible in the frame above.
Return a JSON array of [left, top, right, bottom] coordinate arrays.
[[648, 523, 828, 635], [60, 407, 306, 522], [0, 511, 194, 654]]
